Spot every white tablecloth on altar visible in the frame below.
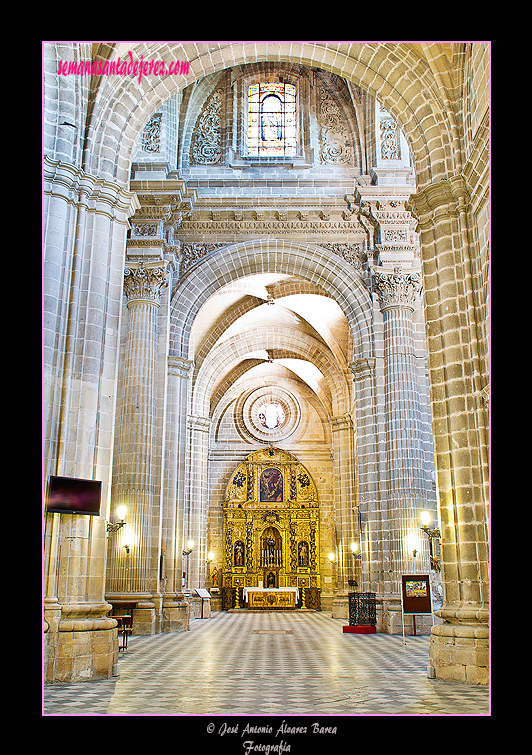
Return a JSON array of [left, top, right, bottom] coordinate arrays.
[[243, 587, 299, 602]]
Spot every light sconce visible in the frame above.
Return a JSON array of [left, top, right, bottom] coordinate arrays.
[[328, 552, 336, 562], [183, 540, 194, 556], [206, 551, 214, 564], [420, 511, 441, 571], [107, 505, 127, 532], [350, 542, 362, 559]]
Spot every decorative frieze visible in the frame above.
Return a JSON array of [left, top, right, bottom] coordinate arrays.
[[371, 267, 422, 311], [383, 229, 408, 243], [179, 219, 365, 235]]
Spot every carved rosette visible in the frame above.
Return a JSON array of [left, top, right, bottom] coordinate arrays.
[[371, 267, 422, 311], [123, 261, 169, 307]]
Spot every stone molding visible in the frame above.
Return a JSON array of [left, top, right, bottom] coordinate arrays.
[[349, 357, 376, 380], [123, 260, 169, 307], [371, 266, 422, 311]]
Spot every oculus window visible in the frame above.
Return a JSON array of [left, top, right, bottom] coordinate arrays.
[[258, 403, 286, 429], [248, 83, 296, 156]]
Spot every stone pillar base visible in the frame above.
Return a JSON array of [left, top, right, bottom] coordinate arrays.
[[383, 601, 403, 634], [133, 602, 156, 635], [321, 595, 333, 613], [45, 619, 118, 684], [331, 594, 349, 620], [162, 600, 190, 632], [210, 594, 222, 612], [188, 595, 211, 619], [429, 622, 489, 685]]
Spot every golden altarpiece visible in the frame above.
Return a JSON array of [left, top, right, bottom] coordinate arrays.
[[222, 447, 321, 610]]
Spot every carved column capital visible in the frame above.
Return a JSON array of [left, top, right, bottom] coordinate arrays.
[[123, 260, 169, 307], [371, 266, 422, 312]]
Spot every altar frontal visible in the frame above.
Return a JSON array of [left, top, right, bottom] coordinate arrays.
[[244, 587, 299, 609]]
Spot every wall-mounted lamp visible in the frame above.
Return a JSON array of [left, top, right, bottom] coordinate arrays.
[[328, 552, 336, 562], [107, 505, 127, 532], [420, 511, 441, 571], [182, 540, 194, 556], [206, 551, 214, 564]]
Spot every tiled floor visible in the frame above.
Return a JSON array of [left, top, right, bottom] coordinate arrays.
[[43, 611, 490, 717]]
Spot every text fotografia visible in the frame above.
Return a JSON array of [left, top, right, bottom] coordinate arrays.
[[209, 721, 338, 752], [56, 52, 190, 84]]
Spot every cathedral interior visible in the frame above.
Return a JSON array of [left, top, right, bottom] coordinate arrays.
[[42, 42, 490, 716]]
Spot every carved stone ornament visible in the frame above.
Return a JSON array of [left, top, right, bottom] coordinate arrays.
[[123, 261, 168, 306], [191, 89, 223, 165], [319, 242, 365, 270], [380, 117, 399, 160], [142, 113, 162, 153], [179, 242, 227, 278], [318, 87, 352, 165], [371, 267, 422, 311]]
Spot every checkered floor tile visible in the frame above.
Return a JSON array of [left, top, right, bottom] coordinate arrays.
[[43, 612, 489, 716]]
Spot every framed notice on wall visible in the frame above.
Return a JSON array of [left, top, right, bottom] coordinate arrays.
[[401, 574, 432, 615]]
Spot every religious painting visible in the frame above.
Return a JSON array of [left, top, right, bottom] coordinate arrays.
[[260, 468, 283, 502], [405, 579, 427, 598], [401, 574, 432, 615]]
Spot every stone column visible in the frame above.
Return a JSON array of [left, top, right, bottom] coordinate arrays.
[[43, 157, 140, 683], [407, 176, 489, 684], [372, 267, 431, 632], [106, 260, 168, 635], [331, 413, 357, 620]]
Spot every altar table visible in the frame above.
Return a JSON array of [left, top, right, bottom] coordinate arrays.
[[243, 587, 299, 609]]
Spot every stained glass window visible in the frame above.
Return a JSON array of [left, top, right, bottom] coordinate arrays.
[[258, 403, 286, 429], [248, 83, 296, 156]]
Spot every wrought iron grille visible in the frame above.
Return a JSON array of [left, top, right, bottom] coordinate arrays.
[[348, 592, 376, 626]]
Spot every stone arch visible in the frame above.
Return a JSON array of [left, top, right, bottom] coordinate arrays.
[[191, 324, 349, 418], [190, 278, 336, 368], [80, 42, 459, 189], [170, 238, 373, 363]]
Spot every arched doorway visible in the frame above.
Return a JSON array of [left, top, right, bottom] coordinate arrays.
[[221, 447, 321, 610]]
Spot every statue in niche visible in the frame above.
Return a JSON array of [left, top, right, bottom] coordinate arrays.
[[298, 541, 309, 568], [260, 468, 283, 502], [266, 572, 276, 588], [234, 540, 245, 566]]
